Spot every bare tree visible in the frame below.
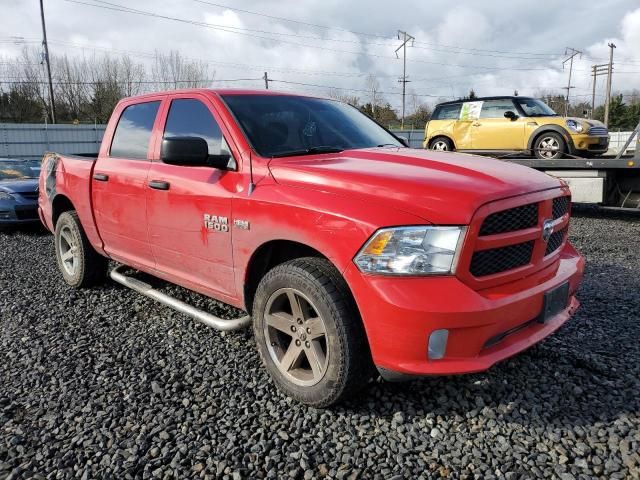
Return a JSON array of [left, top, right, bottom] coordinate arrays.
[[119, 54, 145, 97], [152, 50, 212, 90], [327, 88, 360, 107]]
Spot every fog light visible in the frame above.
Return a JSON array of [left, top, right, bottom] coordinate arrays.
[[428, 329, 449, 360], [578, 141, 586, 149]]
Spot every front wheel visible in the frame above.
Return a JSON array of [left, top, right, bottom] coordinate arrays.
[[428, 136, 454, 151], [252, 258, 372, 407], [55, 211, 108, 288], [534, 132, 566, 160]]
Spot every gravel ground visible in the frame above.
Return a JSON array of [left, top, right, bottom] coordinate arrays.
[[1, 212, 639, 480]]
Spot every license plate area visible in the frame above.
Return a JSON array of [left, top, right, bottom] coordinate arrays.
[[539, 281, 569, 323]]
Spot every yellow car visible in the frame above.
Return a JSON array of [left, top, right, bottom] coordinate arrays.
[[424, 96, 609, 159]]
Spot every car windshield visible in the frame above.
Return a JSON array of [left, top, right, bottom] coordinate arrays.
[[0, 160, 41, 180], [221, 94, 403, 157], [516, 98, 558, 117]]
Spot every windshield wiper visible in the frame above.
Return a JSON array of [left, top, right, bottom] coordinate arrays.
[[376, 143, 400, 147], [271, 146, 344, 158]]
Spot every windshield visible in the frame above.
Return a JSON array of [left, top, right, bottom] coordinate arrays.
[[515, 98, 558, 117], [0, 160, 41, 180], [221, 94, 403, 157]]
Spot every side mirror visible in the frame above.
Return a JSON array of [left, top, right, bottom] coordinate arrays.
[[161, 136, 230, 169], [504, 111, 518, 121], [396, 135, 410, 147]]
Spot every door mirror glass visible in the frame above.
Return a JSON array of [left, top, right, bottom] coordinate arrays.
[[161, 137, 211, 166], [504, 110, 518, 120]]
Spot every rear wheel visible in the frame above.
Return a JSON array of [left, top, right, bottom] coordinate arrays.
[[55, 211, 108, 288], [534, 132, 566, 160], [252, 257, 372, 407], [429, 136, 454, 151]]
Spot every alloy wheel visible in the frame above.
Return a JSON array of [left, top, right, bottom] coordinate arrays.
[[263, 288, 329, 386], [538, 136, 561, 158], [58, 224, 79, 276]]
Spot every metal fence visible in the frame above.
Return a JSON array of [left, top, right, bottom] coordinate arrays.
[[0, 123, 635, 160], [0, 123, 106, 160]]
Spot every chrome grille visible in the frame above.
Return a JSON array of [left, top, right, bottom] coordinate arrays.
[[588, 126, 608, 136]]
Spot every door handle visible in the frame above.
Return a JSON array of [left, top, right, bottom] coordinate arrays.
[[93, 173, 109, 182], [148, 180, 170, 191]]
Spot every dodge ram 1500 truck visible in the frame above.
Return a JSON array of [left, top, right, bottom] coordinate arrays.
[[39, 89, 585, 407]]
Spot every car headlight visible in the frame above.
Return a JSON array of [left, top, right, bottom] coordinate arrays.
[[566, 119, 584, 133], [354, 226, 465, 275], [0, 191, 15, 200]]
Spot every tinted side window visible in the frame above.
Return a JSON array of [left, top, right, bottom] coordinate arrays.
[[433, 104, 461, 120], [110, 101, 160, 159], [164, 99, 233, 160], [480, 99, 516, 118]]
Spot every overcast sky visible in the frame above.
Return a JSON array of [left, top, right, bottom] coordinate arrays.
[[1, 0, 639, 111]]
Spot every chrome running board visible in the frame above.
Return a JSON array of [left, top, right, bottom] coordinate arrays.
[[110, 265, 251, 331]]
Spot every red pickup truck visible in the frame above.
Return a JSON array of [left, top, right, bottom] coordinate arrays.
[[38, 89, 584, 407]]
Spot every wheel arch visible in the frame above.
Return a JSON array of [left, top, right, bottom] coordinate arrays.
[[528, 125, 575, 153], [51, 194, 75, 226], [428, 135, 456, 150], [244, 239, 351, 315]]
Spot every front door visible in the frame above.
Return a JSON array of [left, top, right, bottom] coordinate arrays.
[[470, 99, 526, 151], [146, 96, 239, 299], [92, 100, 161, 270]]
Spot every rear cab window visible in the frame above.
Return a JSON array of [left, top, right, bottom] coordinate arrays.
[[110, 101, 161, 159]]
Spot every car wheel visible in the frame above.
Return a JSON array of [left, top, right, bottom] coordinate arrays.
[[55, 211, 108, 288], [429, 137, 454, 151], [252, 257, 373, 407], [534, 132, 566, 160]]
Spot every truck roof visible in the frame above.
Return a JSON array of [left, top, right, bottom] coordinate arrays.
[[118, 88, 319, 103]]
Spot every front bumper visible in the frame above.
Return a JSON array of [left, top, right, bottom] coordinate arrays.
[[570, 134, 609, 154], [0, 202, 41, 225], [344, 242, 584, 378]]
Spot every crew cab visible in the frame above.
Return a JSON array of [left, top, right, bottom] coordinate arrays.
[[39, 89, 584, 407]]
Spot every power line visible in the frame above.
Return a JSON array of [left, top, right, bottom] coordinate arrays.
[[59, 0, 560, 73]]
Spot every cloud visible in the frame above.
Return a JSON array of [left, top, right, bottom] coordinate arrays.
[[0, 0, 638, 111]]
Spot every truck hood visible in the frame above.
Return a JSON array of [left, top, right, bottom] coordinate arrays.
[[0, 178, 39, 194], [268, 148, 562, 224]]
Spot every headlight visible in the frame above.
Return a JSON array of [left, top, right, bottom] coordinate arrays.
[[0, 191, 15, 200], [354, 226, 465, 275], [566, 119, 584, 133]]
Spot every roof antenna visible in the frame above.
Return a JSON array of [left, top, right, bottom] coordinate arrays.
[[248, 149, 255, 195]]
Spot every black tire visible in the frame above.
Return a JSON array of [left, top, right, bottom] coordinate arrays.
[[54, 211, 108, 288], [533, 132, 566, 160], [428, 136, 454, 151], [252, 257, 373, 407]]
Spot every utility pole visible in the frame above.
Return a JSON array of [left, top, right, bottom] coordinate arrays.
[[39, 0, 56, 124], [604, 42, 616, 127], [590, 63, 608, 119], [395, 30, 414, 130], [562, 47, 582, 117], [263, 71, 269, 90]]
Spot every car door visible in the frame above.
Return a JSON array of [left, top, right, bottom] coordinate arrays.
[[92, 99, 162, 270], [146, 95, 240, 299], [470, 99, 526, 151]]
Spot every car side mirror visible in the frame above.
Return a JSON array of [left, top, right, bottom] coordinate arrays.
[[504, 111, 518, 121], [161, 136, 230, 169]]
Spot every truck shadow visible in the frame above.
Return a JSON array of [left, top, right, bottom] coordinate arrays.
[[344, 260, 640, 428]]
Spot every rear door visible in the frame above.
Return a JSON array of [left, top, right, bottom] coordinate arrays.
[[470, 99, 526, 150], [92, 99, 162, 269], [146, 95, 240, 299]]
